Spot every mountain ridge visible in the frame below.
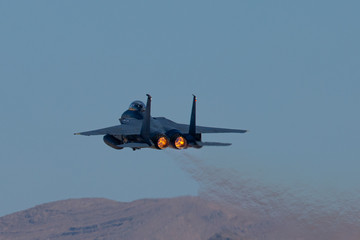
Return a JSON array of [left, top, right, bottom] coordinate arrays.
[[0, 196, 263, 240]]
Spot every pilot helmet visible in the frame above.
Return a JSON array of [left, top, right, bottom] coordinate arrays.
[[129, 101, 146, 112]]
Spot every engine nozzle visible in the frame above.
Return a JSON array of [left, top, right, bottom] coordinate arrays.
[[152, 134, 170, 149]]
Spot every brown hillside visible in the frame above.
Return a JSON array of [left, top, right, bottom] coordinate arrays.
[[0, 196, 264, 240]]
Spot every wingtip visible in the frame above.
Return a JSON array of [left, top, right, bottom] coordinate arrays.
[[74, 133, 81, 135]]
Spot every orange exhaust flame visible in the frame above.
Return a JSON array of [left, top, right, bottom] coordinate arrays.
[[174, 136, 187, 149], [157, 136, 169, 149]]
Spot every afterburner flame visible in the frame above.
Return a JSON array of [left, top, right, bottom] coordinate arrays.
[[157, 136, 169, 149], [174, 136, 187, 149]]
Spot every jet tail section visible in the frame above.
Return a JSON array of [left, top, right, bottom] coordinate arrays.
[[140, 94, 152, 145]]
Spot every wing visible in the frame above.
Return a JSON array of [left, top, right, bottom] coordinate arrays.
[[74, 119, 142, 136], [155, 117, 247, 134], [194, 125, 247, 134], [76, 116, 246, 136]]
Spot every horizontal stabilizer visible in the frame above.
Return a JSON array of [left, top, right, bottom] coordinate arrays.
[[196, 126, 247, 134], [196, 141, 232, 147], [117, 142, 151, 148]]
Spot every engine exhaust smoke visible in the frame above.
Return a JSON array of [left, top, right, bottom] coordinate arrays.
[[168, 151, 360, 240]]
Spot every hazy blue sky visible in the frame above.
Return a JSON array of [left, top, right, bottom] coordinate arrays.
[[1, 1, 359, 217]]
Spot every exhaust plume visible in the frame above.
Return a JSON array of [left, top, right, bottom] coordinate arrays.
[[168, 151, 360, 239]]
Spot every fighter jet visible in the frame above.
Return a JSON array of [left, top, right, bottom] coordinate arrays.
[[75, 94, 247, 151]]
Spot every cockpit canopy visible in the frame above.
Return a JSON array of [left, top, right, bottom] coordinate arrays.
[[129, 101, 145, 112], [120, 101, 146, 122]]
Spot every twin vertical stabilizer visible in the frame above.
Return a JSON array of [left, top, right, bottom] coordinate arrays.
[[189, 95, 197, 137], [140, 94, 152, 145]]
